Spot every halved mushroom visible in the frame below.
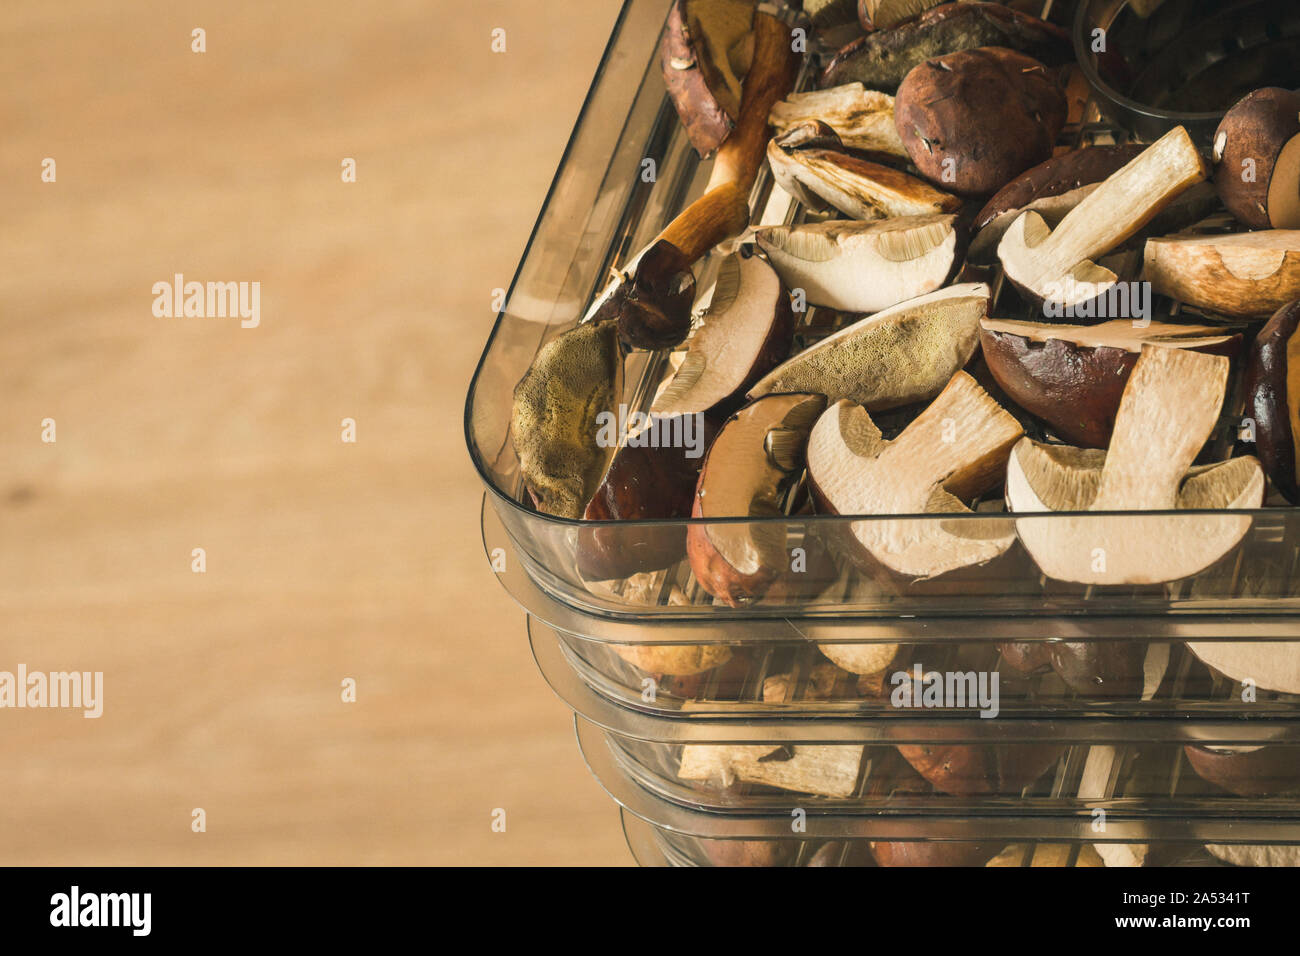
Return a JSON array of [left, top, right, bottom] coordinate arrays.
[[969, 144, 1145, 261], [896, 740, 1063, 796], [687, 393, 827, 606], [1212, 88, 1300, 231], [987, 843, 1105, 867], [661, 0, 758, 157], [767, 83, 908, 158], [651, 252, 795, 419], [1186, 642, 1300, 696], [1243, 300, 1300, 502], [754, 215, 962, 313], [816, 642, 900, 677], [980, 317, 1242, 448], [767, 123, 961, 220], [1006, 346, 1265, 586], [1206, 844, 1300, 867], [510, 320, 623, 518], [858, 0, 944, 31], [998, 126, 1207, 313], [1143, 230, 1300, 319], [1183, 745, 1300, 797], [677, 741, 863, 797], [748, 283, 988, 411], [807, 373, 1023, 579]]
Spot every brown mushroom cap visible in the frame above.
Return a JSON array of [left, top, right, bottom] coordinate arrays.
[[980, 318, 1242, 449], [660, 0, 756, 157], [1243, 299, 1300, 502], [1212, 87, 1300, 230], [894, 46, 1067, 197]]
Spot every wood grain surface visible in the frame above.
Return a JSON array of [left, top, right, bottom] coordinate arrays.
[[0, 0, 630, 865]]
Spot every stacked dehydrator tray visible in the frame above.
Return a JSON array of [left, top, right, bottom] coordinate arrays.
[[467, 0, 1300, 866]]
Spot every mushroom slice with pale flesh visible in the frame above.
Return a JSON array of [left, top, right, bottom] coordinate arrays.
[[767, 83, 907, 158], [806, 372, 1023, 579], [755, 215, 961, 314], [1142, 230, 1300, 319], [651, 251, 795, 419], [998, 125, 1207, 313], [747, 282, 988, 411], [1006, 346, 1265, 585], [766, 122, 960, 221], [687, 392, 827, 606]]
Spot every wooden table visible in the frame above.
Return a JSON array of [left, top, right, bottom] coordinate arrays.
[[0, 0, 630, 865]]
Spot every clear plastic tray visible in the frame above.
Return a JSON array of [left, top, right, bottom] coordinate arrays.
[[531, 615, 1300, 721], [465, 0, 1300, 622], [618, 807, 1276, 868], [578, 715, 1300, 852]]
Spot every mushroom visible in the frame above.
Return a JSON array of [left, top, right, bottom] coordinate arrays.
[[998, 126, 1207, 314], [1183, 745, 1300, 797], [754, 215, 962, 314], [766, 122, 961, 220], [895, 741, 1064, 796], [1186, 641, 1300, 696], [509, 319, 623, 518], [1143, 230, 1300, 320], [660, 0, 758, 157], [1006, 346, 1265, 586], [980, 317, 1242, 448], [590, 239, 697, 350], [1243, 300, 1300, 503], [767, 83, 908, 157], [817, 642, 900, 677], [748, 283, 989, 411], [1206, 844, 1300, 867], [969, 144, 1145, 261], [611, 641, 732, 679], [806, 372, 1023, 579], [650, 252, 795, 420], [870, 841, 1001, 867], [858, 0, 944, 31], [895, 47, 1067, 198], [576, 418, 717, 581], [1212, 88, 1300, 230], [987, 843, 1105, 867], [686, 393, 827, 606], [821, 2, 1070, 94]]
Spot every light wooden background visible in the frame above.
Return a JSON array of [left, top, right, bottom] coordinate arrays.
[[0, 0, 630, 865]]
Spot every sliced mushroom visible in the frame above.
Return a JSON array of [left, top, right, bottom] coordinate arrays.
[[651, 252, 795, 419], [970, 144, 1145, 261], [510, 320, 623, 518], [980, 317, 1242, 448], [1143, 230, 1300, 319], [678, 742, 863, 797], [661, 0, 758, 157], [821, 2, 1070, 93], [807, 373, 1023, 579], [748, 283, 988, 411], [754, 215, 962, 313], [895, 47, 1067, 197], [1006, 346, 1265, 585], [687, 393, 827, 606], [896, 740, 1063, 796], [1186, 641, 1300, 696], [768, 83, 908, 157], [858, 0, 945, 30], [987, 843, 1105, 867], [1183, 745, 1300, 797], [767, 123, 961, 220], [1212, 88, 1300, 230], [816, 642, 899, 677], [1206, 844, 1300, 867], [1243, 300, 1300, 502], [999, 126, 1207, 312]]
